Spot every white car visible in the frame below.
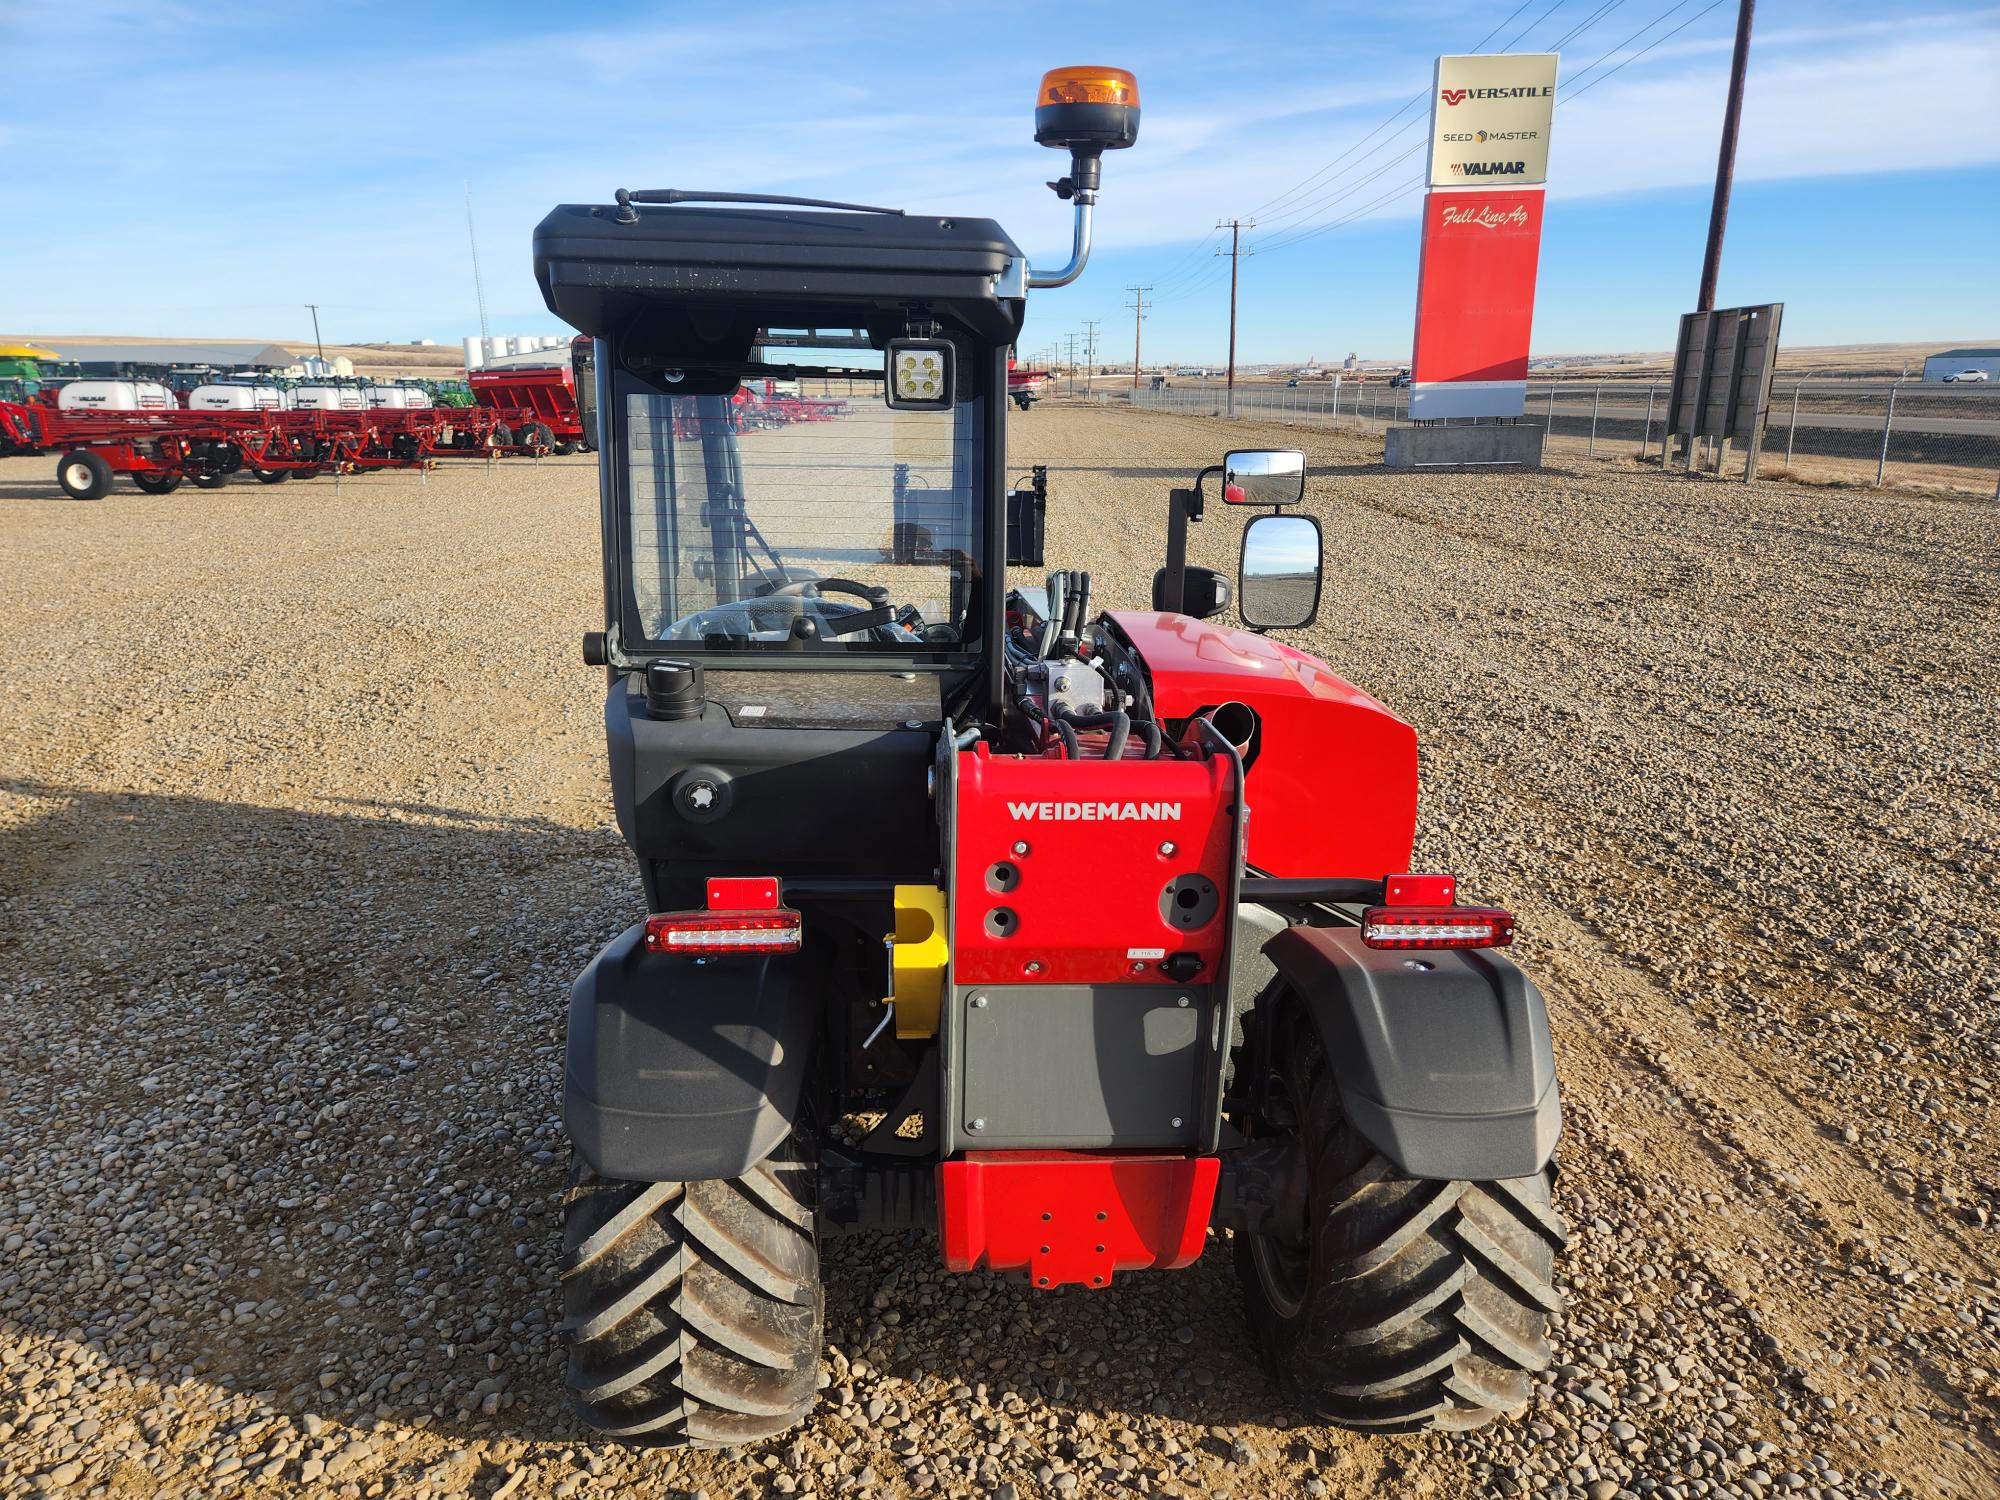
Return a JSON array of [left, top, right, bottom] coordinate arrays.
[[1942, 368, 1991, 383]]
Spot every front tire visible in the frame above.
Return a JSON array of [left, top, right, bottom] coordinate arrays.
[[560, 1131, 823, 1446], [57, 450, 113, 500], [1235, 1000, 1566, 1432]]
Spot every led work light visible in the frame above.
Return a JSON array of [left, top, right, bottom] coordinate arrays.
[[886, 339, 954, 411]]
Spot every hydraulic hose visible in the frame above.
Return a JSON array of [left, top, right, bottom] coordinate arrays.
[[1053, 707, 1134, 762], [1040, 570, 1065, 659], [1103, 708, 1130, 761]]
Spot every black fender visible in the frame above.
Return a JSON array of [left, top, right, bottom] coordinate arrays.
[[1261, 924, 1560, 1181], [565, 923, 816, 1182]]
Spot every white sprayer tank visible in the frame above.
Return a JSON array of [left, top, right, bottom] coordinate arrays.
[[190, 384, 288, 411], [292, 385, 367, 411], [57, 380, 175, 411]]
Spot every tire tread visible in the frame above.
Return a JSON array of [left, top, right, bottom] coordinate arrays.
[[560, 1137, 821, 1447]]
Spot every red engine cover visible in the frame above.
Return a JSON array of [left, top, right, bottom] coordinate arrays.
[[1108, 611, 1418, 879], [952, 743, 1236, 986], [938, 1152, 1219, 1288]]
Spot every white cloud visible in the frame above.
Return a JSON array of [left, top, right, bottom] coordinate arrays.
[[1552, 30, 2000, 198]]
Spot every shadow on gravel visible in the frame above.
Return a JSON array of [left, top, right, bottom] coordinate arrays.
[[0, 778, 1296, 1454], [0, 480, 73, 501]]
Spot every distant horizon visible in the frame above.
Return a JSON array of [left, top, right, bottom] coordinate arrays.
[[7, 329, 1994, 373]]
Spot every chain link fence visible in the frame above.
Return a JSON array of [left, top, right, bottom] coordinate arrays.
[[1094, 378, 2000, 499]]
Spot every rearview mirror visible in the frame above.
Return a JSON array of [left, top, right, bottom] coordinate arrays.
[[1239, 513, 1322, 630], [1220, 449, 1305, 506]]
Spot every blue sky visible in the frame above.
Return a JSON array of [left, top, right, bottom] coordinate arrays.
[[3, 1, 1996, 363]]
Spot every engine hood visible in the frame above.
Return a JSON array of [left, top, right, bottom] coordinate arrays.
[[1106, 611, 1418, 880]]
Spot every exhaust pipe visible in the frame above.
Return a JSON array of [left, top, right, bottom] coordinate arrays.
[[1198, 701, 1257, 757]]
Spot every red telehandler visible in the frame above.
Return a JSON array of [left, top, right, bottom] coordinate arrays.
[[533, 65, 1566, 1447]]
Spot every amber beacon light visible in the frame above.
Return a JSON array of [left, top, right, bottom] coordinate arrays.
[[1026, 66, 1140, 289], [1034, 67, 1141, 157]]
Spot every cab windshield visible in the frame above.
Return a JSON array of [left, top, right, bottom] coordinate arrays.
[[612, 342, 985, 661]]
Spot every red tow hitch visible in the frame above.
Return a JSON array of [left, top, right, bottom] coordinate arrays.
[[938, 1152, 1220, 1289]]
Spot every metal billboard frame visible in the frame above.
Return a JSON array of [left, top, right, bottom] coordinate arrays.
[[1665, 302, 1783, 481]]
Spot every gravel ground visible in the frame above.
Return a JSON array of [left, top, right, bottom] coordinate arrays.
[[1, 411, 1995, 1500]]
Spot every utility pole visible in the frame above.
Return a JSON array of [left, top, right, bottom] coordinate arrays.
[[1216, 219, 1254, 416], [1697, 0, 1756, 311], [1126, 286, 1150, 387], [1081, 319, 1100, 396], [304, 303, 324, 363], [1063, 333, 1080, 397]]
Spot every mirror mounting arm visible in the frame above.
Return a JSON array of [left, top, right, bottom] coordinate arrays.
[[1158, 486, 1199, 615]]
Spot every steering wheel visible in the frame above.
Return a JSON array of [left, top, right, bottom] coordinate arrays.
[[758, 576, 891, 607]]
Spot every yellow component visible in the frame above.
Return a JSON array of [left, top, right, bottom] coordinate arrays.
[[886, 884, 949, 1038], [0, 344, 60, 362], [1038, 66, 1139, 109]]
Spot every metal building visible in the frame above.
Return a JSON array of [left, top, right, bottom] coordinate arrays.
[[1921, 347, 2000, 382]]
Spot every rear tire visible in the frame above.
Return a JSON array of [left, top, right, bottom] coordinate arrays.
[[1234, 999, 1566, 1432], [57, 450, 113, 500], [560, 1131, 823, 1446], [252, 468, 290, 483], [132, 472, 183, 495], [190, 473, 228, 489]]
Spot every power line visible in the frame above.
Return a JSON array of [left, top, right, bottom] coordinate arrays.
[[1255, 175, 1427, 257], [1548, 0, 1636, 51], [1505, 0, 1570, 49], [1244, 0, 1550, 223], [1254, 138, 1427, 234], [464, 182, 490, 343], [1563, 0, 1719, 100], [1144, 224, 1228, 290], [1251, 0, 1729, 258]]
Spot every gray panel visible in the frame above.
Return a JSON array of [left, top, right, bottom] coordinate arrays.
[[956, 984, 1210, 1149]]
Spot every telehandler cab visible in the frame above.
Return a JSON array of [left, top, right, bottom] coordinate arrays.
[[534, 65, 1566, 1447]]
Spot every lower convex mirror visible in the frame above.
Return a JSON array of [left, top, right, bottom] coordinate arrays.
[[1220, 449, 1305, 506], [1239, 513, 1322, 629]]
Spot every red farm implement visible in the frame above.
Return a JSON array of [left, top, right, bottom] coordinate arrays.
[[469, 361, 590, 453], [0, 400, 554, 499]]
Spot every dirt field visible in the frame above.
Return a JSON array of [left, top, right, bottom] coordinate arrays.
[[2, 407, 1996, 1500]]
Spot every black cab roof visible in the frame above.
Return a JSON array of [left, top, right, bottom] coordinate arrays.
[[534, 202, 1027, 347]]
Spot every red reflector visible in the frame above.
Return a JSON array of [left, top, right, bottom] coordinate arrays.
[[1360, 905, 1514, 949], [1383, 872, 1456, 907], [643, 909, 802, 954], [706, 876, 781, 911]]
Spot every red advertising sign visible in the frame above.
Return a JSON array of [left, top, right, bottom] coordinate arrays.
[[1409, 188, 1545, 419]]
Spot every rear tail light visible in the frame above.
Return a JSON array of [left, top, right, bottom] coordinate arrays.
[[642, 909, 802, 955], [1360, 905, 1514, 950]]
